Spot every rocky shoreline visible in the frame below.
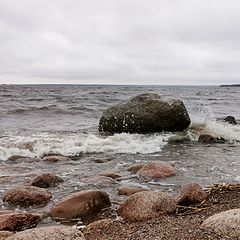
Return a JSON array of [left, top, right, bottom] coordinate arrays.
[[0, 153, 239, 239], [1, 93, 239, 239]]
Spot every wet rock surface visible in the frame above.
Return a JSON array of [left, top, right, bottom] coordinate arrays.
[[50, 190, 111, 220], [42, 155, 72, 162], [30, 173, 63, 188], [99, 170, 121, 179], [224, 115, 237, 125], [3, 186, 52, 207], [118, 186, 150, 196], [99, 93, 191, 133], [0, 211, 42, 231], [137, 161, 176, 180]]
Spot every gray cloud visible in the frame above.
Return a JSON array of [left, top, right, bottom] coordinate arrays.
[[0, 0, 240, 85]]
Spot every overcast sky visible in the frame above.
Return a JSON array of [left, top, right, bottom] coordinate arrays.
[[0, 0, 240, 85]]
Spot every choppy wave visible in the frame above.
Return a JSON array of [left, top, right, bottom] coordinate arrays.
[[189, 119, 240, 141], [0, 132, 171, 160], [0, 118, 239, 160]]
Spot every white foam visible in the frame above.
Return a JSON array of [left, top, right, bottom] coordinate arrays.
[[0, 132, 171, 160], [189, 120, 240, 141]]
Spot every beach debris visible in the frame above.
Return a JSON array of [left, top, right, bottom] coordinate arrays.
[[176, 183, 240, 216], [50, 190, 111, 220], [3, 186, 52, 207], [99, 93, 191, 133]]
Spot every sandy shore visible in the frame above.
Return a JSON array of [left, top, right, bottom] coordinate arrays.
[[84, 184, 240, 240]]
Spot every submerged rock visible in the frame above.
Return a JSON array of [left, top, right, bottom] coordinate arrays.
[[30, 173, 64, 188], [99, 170, 121, 179], [51, 190, 111, 220], [99, 93, 191, 133], [127, 164, 145, 173], [224, 116, 237, 125], [202, 208, 240, 238], [137, 161, 176, 180], [3, 186, 52, 207], [81, 176, 117, 188], [175, 183, 208, 205], [7, 155, 37, 163], [0, 210, 42, 231], [168, 135, 191, 143], [198, 134, 226, 144], [42, 155, 71, 162], [118, 186, 150, 196], [118, 191, 176, 221], [6, 226, 85, 240]]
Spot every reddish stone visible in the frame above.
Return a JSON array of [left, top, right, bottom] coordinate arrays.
[[0, 211, 42, 231], [31, 173, 63, 188], [51, 190, 111, 220], [118, 191, 177, 222], [3, 186, 52, 207], [118, 186, 149, 196], [137, 161, 176, 180]]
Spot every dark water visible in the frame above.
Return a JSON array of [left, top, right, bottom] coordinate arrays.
[[0, 84, 239, 220]]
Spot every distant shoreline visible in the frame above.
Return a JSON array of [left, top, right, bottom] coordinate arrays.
[[220, 84, 240, 87]]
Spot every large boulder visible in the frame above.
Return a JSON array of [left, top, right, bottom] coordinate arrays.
[[137, 161, 176, 180], [118, 191, 177, 221], [0, 211, 42, 231], [3, 186, 52, 207], [51, 190, 111, 220], [99, 93, 191, 133], [202, 208, 240, 238], [6, 226, 85, 240]]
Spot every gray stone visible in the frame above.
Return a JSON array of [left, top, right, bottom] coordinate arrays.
[[99, 93, 191, 133], [202, 208, 240, 238], [6, 226, 85, 240]]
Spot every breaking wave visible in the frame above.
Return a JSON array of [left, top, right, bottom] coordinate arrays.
[[0, 132, 171, 160]]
